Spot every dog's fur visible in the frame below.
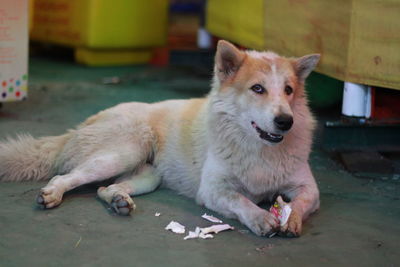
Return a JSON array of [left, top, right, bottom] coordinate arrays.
[[0, 40, 320, 237]]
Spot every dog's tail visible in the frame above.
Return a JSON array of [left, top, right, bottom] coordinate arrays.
[[0, 133, 70, 181]]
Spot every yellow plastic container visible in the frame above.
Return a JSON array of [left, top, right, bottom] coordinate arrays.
[[206, 0, 264, 50], [31, 0, 168, 66]]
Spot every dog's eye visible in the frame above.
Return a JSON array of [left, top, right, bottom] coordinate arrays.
[[285, 85, 293, 95], [250, 84, 266, 94]]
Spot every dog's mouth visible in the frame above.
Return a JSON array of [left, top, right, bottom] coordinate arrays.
[[251, 121, 283, 143]]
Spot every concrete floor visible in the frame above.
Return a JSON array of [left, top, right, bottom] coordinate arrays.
[[1, 57, 399, 267]]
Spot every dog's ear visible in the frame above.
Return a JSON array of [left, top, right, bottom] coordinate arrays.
[[292, 54, 320, 81], [215, 40, 245, 82]]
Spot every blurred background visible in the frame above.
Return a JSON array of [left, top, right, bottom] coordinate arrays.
[[0, 0, 400, 266]]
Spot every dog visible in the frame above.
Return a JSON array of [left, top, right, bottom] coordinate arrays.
[[0, 40, 320, 237]]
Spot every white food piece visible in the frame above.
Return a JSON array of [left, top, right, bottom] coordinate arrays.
[[279, 205, 292, 226], [201, 224, 234, 234], [201, 213, 223, 223], [184, 227, 202, 240], [165, 221, 185, 234], [275, 196, 292, 226], [184, 226, 215, 240], [199, 232, 214, 239], [183, 224, 233, 240]]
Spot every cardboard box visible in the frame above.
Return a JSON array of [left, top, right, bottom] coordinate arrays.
[[207, 0, 400, 90], [0, 0, 29, 102]]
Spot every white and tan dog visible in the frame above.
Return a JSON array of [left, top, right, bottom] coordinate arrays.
[[0, 40, 320, 237]]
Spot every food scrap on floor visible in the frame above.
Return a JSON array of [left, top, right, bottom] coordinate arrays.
[[165, 221, 185, 234], [201, 213, 223, 223]]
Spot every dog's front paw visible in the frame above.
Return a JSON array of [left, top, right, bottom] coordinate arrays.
[[279, 210, 302, 237], [245, 210, 280, 236], [110, 193, 136, 216], [36, 186, 63, 209]]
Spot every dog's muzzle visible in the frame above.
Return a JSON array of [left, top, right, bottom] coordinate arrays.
[[251, 121, 283, 143]]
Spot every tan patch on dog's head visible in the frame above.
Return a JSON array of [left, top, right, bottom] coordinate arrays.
[[214, 40, 320, 100], [217, 48, 305, 102]]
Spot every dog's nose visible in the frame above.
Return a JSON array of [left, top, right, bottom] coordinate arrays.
[[274, 115, 293, 131]]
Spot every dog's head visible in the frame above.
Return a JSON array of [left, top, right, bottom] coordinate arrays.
[[212, 40, 320, 145]]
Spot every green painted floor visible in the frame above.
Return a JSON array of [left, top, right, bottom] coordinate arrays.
[[1, 57, 399, 266]]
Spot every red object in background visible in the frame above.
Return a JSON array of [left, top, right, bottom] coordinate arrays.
[[371, 87, 400, 121], [150, 47, 170, 66]]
